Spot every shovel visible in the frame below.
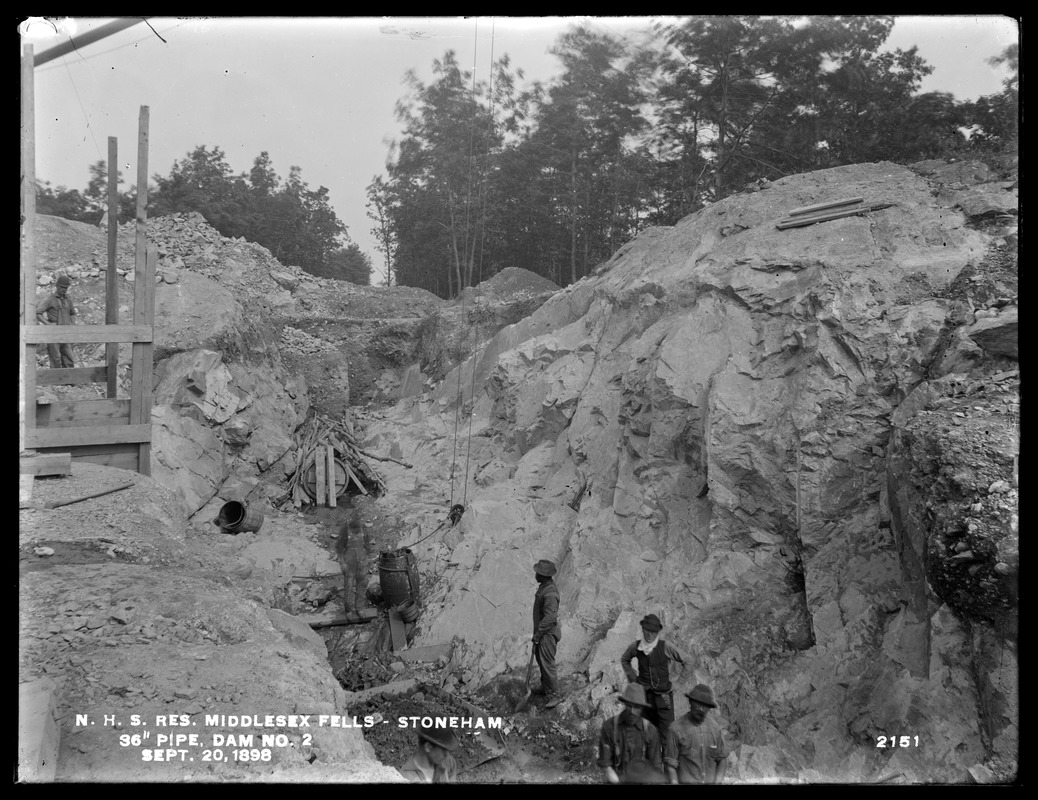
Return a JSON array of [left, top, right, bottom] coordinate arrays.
[[513, 643, 537, 713]]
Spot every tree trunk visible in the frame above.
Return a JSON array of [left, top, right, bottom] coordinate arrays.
[[570, 146, 578, 285]]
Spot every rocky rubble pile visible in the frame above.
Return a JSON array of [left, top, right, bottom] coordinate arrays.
[[280, 326, 340, 355]]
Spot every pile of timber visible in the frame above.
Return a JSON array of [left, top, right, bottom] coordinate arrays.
[[776, 196, 895, 230], [279, 414, 388, 508]]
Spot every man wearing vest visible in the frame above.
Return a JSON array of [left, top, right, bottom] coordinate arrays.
[[620, 613, 687, 752], [532, 559, 563, 709], [664, 684, 730, 784], [596, 683, 664, 783]]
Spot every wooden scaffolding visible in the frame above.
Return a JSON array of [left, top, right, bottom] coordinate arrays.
[[20, 43, 155, 480]]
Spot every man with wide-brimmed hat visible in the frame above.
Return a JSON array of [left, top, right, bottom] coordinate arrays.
[[397, 725, 460, 783], [620, 612, 688, 751], [664, 683, 729, 784], [596, 683, 664, 784], [37, 273, 77, 368], [532, 558, 563, 708]]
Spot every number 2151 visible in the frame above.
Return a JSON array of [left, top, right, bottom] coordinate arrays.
[[876, 735, 919, 748]]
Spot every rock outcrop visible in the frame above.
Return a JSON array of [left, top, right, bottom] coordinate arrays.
[[356, 161, 1017, 782]]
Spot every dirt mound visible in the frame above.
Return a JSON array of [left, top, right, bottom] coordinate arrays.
[[455, 267, 560, 306]]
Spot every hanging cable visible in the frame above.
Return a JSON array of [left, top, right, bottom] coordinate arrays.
[[461, 18, 496, 507]]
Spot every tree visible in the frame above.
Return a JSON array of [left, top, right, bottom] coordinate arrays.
[[320, 243, 372, 285], [35, 181, 93, 222], [366, 175, 395, 286], [530, 24, 650, 282]]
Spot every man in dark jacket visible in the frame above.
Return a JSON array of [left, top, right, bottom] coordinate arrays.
[[532, 559, 563, 708], [620, 613, 687, 751], [36, 274, 77, 368], [596, 683, 664, 783]]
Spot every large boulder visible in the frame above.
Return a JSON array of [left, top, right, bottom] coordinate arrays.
[[363, 162, 1014, 781]]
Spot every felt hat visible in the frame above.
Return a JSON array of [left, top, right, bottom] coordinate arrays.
[[534, 559, 556, 577], [56, 274, 71, 287], [417, 726, 460, 751], [639, 613, 663, 632], [686, 684, 717, 708], [618, 683, 651, 708]]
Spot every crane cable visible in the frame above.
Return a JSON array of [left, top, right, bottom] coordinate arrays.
[[447, 19, 496, 517]]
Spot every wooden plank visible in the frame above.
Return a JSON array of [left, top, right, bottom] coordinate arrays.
[[20, 474, 35, 504], [342, 458, 368, 495], [36, 366, 108, 386], [20, 453, 71, 476], [48, 443, 140, 471], [72, 450, 139, 471], [303, 608, 379, 629], [23, 325, 153, 345], [388, 607, 407, 652], [36, 398, 131, 427], [326, 445, 337, 508], [787, 196, 864, 217], [397, 643, 454, 664], [25, 424, 151, 449], [105, 136, 120, 399], [776, 206, 870, 230], [130, 110, 153, 479], [130, 246, 155, 477], [21, 44, 37, 453], [315, 449, 327, 508]]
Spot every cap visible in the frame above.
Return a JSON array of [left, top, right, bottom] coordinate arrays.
[[534, 559, 556, 577], [686, 684, 717, 708], [56, 274, 71, 287], [618, 683, 651, 708], [640, 613, 663, 632], [417, 726, 459, 751]]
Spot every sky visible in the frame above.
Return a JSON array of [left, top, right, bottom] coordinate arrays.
[[21, 15, 1019, 275]]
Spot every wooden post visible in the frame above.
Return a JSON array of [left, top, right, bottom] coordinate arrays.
[[326, 445, 337, 508], [315, 448, 327, 508], [20, 43, 36, 455], [106, 137, 119, 398], [128, 106, 153, 476]]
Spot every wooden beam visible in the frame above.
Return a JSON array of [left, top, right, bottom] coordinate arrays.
[[315, 448, 327, 508], [129, 106, 153, 477], [105, 136, 119, 398], [342, 458, 368, 495], [787, 196, 864, 217], [36, 366, 108, 386], [19, 453, 71, 477], [21, 43, 36, 453], [326, 445, 337, 507], [305, 608, 379, 629], [388, 607, 407, 652], [23, 325, 153, 345], [36, 398, 131, 427], [34, 18, 145, 67], [39, 442, 139, 471], [25, 424, 151, 449]]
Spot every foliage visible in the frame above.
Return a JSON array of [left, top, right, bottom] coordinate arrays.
[[148, 146, 348, 275], [313, 243, 372, 285]]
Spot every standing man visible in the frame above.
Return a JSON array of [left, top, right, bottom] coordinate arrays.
[[532, 558, 563, 709], [596, 683, 664, 784], [620, 613, 687, 750], [37, 274, 77, 368], [664, 684, 730, 784], [397, 726, 460, 783]]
